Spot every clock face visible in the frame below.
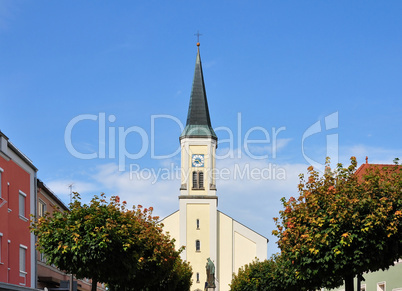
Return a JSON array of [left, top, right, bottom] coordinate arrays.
[[192, 154, 205, 167]]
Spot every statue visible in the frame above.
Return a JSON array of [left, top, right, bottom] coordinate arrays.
[[205, 257, 216, 288]]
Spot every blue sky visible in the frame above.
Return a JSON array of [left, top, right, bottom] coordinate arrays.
[[1, 1, 401, 256]]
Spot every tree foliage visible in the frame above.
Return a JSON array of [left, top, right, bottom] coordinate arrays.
[[273, 157, 402, 291], [108, 254, 192, 291], [230, 257, 278, 291], [230, 254, 299, 291], [30, 193, 192, 291]]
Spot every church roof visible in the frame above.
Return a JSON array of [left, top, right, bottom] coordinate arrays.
[[180, 44, 217, 140]]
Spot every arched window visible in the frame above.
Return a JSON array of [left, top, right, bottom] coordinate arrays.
[[198, 172, 204, 189], [196, 219, 200, 229], [192, 171, 205, 190], [196, 272, 200, 282], [196, 240, 200, 251], [192, 171, 198, 189]]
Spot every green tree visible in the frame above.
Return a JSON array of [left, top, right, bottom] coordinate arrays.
[[30, 193, 192, 291], [273, 157, 402, 291], [108, 257, 192, 291], [230, 255, 294, 291], [230, 258, 277, 291]]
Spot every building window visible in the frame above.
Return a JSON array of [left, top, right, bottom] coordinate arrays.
[[361, 284, 366, 291], [196, 219, 200, 229], [19, 245, 27, 273], [192, 171, 204, 190], [38, 200, 46, 217], [19, 191, 27, 219], [199, 172, 204, 188], [192, 171, 198, 189], [196, 240, 200, 252], [39, 252, 46, 263], [378, 282, 386, 291], [0, 168, 3, 198], [196, 272, 200, 283], [7, 183, 10, 208], [0, 233, 2, 262]]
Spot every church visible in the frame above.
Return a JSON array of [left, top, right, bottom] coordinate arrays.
[[161, 43, 268, 291]]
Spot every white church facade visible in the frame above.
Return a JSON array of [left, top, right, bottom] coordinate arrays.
[[161, 43, 268, 291]]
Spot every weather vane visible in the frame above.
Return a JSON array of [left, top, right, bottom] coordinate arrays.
[[194, 30, 202, 44]]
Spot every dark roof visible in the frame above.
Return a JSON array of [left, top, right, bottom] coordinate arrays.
[[0, 130, 38, 171], [37, 178, 69, 211], [180, 45, 217, 140]]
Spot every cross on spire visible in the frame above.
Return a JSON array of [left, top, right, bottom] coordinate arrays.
[[194, 30, 202, 44]]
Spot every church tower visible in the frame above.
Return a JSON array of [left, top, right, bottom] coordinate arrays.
[[179, 42, 217, 196], [178, 42, 218, 289], [161, 43, 268, 291]]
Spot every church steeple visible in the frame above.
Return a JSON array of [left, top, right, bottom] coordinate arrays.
[[180, 43, 217, 140], [179, 43, 217, 197]]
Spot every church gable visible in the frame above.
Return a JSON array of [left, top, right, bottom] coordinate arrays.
[[217, 211, 268, 287], [161, 210, 180, 247]]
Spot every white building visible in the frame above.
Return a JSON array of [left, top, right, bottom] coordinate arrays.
[[161, 43, 268, 291]]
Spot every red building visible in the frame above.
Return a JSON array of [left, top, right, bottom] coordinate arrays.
[[355, 156, 401, 180], [0, 131, 37, 288]]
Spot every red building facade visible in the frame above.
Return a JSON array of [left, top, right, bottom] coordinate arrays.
[[0, 131, 37, 288]]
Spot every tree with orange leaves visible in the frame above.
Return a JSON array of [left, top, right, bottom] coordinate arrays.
[[273, 157, 402, 291], [31, 193, 192, 291]]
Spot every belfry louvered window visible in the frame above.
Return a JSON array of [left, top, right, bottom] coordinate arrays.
[[192, 171, 204, 190], [199, 172, 204, 188], [193, 171, 198, 189]]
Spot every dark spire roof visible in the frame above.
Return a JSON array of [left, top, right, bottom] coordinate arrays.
[[180, 44, 217, 140]]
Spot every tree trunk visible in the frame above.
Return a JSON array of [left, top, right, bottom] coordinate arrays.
[[345, 274, 354, 291], [91, 278, 98, 291]]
